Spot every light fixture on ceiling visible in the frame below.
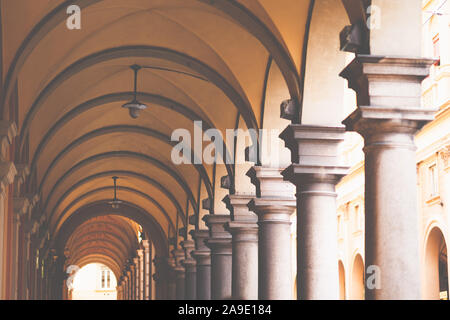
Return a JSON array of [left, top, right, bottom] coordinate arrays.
[[122, 64, 147, 119], [108, 176, 122, 209]]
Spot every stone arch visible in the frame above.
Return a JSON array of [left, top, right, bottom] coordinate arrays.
[[424, 226, 448, 300], [54, 201, 168, 258], [350, 253, 364, 300]]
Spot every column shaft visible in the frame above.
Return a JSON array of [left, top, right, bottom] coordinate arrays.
[[341, 55, 436, 299], [204, 215, 232, 300], [247, 167, 296, 300], [191, 229, 211, 300], [224, 194, 258, 300], [280, 125, 348, 299]]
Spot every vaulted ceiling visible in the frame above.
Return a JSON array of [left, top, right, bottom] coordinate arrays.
[[0, 0, 363, 269]]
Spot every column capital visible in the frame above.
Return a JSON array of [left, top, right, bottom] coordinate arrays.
[[190, 230, 211, 266], [340, 55, 437, 135], [181, 240, 196, 268], [279, 124, 349, 184], [0, 120, 17, 160], [141, 239, 150, 249], [189, 229, 210, 252], [0, 161, 17, 196], [203, 214, 232, 240], [172, 248, 185, 273], [203, 214, 232, 254], [191, 250, 211, 266], [136, 249, 144, 258], [13, 163, 30, 193], [226, 220, 258, 243], [246, 166, 295, 198], [222, 193, 257, 222]]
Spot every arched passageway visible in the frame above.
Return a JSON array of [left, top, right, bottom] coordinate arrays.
[[424, 227, 449, 300], [350, 254, 364, 300], [0, 0, 439, 301]]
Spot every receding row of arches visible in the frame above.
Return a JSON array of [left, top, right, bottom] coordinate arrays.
[[336, 226, 449, 300]]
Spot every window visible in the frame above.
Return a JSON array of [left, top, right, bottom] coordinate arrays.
[[354, 205, 363, 231], [429, 163, 439, 197], [101, 268, 111, 289]]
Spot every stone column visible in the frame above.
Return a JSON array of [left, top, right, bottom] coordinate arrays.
[[123, 275, 128, 300], [203, 214, 232, 300], [12, 197, 30, 300], [340, 56, 436, 299], [117, 281, 122, 300], [0, 121, 18, 300], [181, 240, 196, 300], [247, 166, 296, 300], [133, 257, 140, 300], [172, 249, 185, 300], [190, 230, 211, 300], [158, 257, 174, 300], [223, 194, 258, 300], [137, 249, 144, 300], [142, 240, 151, 300], [280, 125, 349, 300], [129, 264, 135, 300]]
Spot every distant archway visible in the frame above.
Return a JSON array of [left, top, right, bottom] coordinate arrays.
[[350, 254, 364, 300], [71, 263, 117, 300], [424, 227, 448, 300]]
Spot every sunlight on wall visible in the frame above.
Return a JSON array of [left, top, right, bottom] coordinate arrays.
[[71, 263, 117, 300]]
